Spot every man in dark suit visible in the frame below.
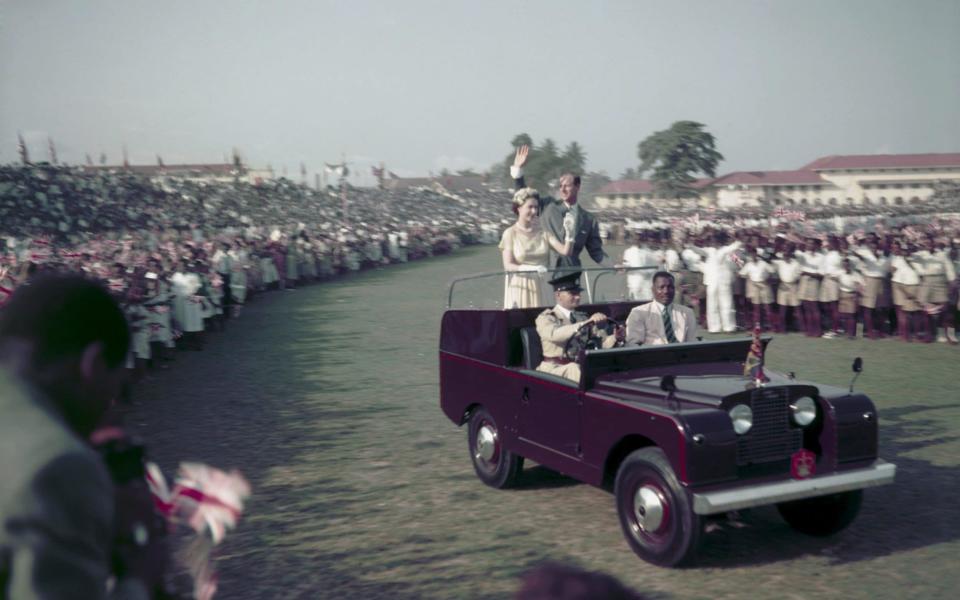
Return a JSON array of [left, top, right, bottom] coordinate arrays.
[[511, 145, 606, 268], [0, 275, 167, 599]]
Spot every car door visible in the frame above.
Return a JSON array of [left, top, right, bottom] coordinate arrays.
[[517, 375, 582, 462]]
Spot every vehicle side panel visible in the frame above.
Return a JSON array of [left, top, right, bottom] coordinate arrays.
[[819, 391, 878, 466], [512, 373, 600, 482], [580, 393, 689, 486], [440, 351, 599, 482], [439, 352, 523, 429]]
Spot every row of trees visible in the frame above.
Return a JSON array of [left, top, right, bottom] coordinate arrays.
[[498, 133, 588, 191], [498, 120, 724, 200]]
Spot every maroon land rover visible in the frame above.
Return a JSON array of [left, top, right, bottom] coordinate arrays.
[[439, 298, 896, 567]]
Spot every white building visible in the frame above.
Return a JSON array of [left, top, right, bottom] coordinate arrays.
[[594, 152, 960, 209], [592, 179, 712, 210]]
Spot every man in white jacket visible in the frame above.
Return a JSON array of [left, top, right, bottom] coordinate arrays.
[[696, 232, 741, 333], [626, 271, 698, 345]]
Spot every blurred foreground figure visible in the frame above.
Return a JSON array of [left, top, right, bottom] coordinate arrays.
[[515, 562, 646, 600], [0, 274, 167, 599]]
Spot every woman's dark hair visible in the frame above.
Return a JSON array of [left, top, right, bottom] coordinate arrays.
[[0, 274, 129, 368]]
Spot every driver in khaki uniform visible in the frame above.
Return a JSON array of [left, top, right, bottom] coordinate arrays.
[[535, 271, 623, 382]]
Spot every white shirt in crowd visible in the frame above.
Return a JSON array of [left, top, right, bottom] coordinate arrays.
[[837, 271, 865, 293], [852, 247, 890, 278], [739, 259, 775, 283], [698, 241, 742, 286], [819, 249, 844, 279], [889, 255, 921, 285], [622, 244, 662, 301], [797, 250, 822, 277], [774, 256, 802, 283]]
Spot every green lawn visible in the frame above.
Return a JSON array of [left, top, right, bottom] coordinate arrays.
[[131, 246, 960, 599]]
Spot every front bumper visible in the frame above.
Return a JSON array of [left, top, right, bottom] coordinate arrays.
[[692, 460, 896, 515]]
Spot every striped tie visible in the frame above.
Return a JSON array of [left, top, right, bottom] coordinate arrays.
[[662, 304, 678, 343]]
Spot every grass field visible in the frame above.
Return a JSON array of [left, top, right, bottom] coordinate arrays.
[[129, 245, 960, 599]]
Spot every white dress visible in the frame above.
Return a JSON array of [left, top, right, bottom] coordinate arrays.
[[498, 224, 551, 309], [229, 249, 248, 304], [170, 271, 205, 332], [144, 282, 175, 347]]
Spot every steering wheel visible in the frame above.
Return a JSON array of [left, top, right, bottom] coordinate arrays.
[[563, 322, 597, 360], [563, 316, 625, 360]]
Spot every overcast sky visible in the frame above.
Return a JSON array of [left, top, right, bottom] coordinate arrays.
[[2, 0, 958, 185]]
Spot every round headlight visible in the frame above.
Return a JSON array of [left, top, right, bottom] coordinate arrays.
[[729, 404, 753, 435], [791, 396, 817, 427]]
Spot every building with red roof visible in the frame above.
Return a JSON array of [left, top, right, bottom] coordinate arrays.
[[593, 178, 711, 210], [593, 152, 960, 210]]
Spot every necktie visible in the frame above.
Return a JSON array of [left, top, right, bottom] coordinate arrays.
[[662, 305, 678, 343], [570, 312, 579, 324]]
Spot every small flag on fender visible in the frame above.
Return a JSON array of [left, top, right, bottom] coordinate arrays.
[[743, 322, 767, 381]]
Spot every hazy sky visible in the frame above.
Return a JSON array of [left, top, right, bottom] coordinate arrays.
[[2, 0, 958, 185]]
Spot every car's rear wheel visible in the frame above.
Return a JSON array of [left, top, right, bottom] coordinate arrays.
[[776, 490, 863, 536], [614, 447, 700, 567], [467, 406, 523, 489]]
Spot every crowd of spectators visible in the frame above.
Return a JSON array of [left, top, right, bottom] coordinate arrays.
[[3, 163, 958, 374], [0, 163, 515, 388]]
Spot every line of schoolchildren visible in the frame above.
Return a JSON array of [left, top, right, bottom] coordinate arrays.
[[622, 227, 959, 343]]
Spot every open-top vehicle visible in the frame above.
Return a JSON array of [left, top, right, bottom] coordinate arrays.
[[439, 271, 896, 567]]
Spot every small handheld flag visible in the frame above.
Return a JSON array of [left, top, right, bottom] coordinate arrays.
[[743, 322, 767, 382]]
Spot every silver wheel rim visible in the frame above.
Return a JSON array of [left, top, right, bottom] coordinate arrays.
[[475, 424, 497, 462], [633, 485, 665, 532]]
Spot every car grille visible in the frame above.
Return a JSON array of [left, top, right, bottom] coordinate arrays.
[[736, 387, 802, 465]]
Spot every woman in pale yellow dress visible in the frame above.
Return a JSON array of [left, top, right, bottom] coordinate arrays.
[[499, 187, 574, 309]]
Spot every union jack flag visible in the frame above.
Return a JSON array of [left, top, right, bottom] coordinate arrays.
[[145, 461, 250, 600]]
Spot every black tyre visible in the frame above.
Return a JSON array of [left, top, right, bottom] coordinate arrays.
[[777, 490, 863, 537], [467, 406, 523, 489], [614, 448, 701, 567]]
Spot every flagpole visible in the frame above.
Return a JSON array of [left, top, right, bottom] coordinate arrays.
[[340, 153, 348, 224], [18, 132, 30, 164]]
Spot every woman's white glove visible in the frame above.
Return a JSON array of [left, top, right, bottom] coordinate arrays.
[[562, 212, 576, 241], [517, 264, 548, 275]]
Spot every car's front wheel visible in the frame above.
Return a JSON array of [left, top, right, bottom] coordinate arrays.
[[467, 406, 523, 489], [614, 447, 701, 567], [777, 490, 863, 536]]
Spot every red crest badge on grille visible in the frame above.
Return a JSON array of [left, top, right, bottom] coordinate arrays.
[[791, 449, 816, 480]]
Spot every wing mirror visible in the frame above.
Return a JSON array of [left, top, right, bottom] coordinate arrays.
[[660, 375, 681, 413], [660, 375, 676, 392], [849, 357, 863, 393]]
